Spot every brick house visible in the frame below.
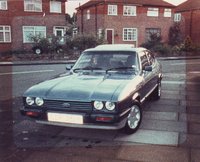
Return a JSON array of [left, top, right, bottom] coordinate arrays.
[[0, 0, 67, 53], [76, 0, 175, 47], [175, 0, 200, 45]]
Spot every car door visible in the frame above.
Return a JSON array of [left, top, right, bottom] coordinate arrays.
[[139, 51, 152, 101], [145, 50, 159, 91]]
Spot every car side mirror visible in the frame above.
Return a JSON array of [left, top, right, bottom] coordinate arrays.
[[144, 66, 152, 72], [66, 64, 74, 70]]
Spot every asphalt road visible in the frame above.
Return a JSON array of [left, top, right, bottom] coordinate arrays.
[[0, 59, 200, 162]]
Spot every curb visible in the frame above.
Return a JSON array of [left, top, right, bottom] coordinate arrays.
[[158, 56, 200, 61], [0, 60, 76, 66]]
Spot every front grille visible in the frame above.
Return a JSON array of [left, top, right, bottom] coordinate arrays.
[[44, 100, 92, 112]]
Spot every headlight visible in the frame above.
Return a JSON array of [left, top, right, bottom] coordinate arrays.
[[26, 97, 34, 106], [35, 97, 44, 106], [105, 102, 115, 111], [94, 101, 104, 110]]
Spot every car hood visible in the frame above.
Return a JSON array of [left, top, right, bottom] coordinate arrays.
[[24, 73, 138, 102]]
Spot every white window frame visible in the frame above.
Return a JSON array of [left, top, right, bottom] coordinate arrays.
[[108, 5, 118, 16], [174, 13, 181, 22], [0, 0, 7, 10], [0, 25, 11, 43], [97, 28, 103, 39], [53, 26, 65, 37], [23, 26, 46, 43], [50, 0, 61, 13], [87, 10, 90, 20], [53, 26, 66, 42], [147, 8, 159, 17], [164, 8, 172, 17], [24, 0, 42, 12], [123, 28, 137, 41], [123, 6, 136, 16]]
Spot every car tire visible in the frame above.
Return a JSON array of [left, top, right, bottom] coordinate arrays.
[[151, 81, 161, 100], [123, 102, 142, 134], [33, 47, 43, 55]]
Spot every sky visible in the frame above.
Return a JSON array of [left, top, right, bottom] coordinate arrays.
[[66, 0, 187, 16]]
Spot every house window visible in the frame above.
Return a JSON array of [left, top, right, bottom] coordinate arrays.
[[174, 13, 181, 22], [108, 5, 117, 15], [147, 8, 159, 17], [23, 26, 46, 43], [50, 0, 61, 13], [123, 6, 136, 16], [0, 26, 11, 43], [164, 8, 172, 17], [123, 28, 137, 41], [98, 28, 103, 39], [24, 0, 42, 12], [145, 28, 161, 42], [0, 0, 7, 10], [87, 10, 90, 20], [72, 28, 78, 38]]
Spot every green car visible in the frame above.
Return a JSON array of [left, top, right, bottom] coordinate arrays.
[[21, 44, 162, 134]]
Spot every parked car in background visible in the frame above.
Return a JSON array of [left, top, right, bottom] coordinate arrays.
[[21, 44, 162, 134], [32, 36, 66, 55]]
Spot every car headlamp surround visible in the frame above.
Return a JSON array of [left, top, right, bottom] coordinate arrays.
[[93, 101, 104, 110], [26, 97, 34, 106], [105, 102, 115, 111], [35, 97, 44, 106]]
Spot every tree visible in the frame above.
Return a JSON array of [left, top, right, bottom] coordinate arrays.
[[168, 23, 182, 46]]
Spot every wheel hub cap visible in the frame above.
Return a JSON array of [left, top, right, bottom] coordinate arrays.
[[127, 105, 141, 129]]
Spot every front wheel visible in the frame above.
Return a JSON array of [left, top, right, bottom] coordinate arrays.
[[123, 102, 142, 134]]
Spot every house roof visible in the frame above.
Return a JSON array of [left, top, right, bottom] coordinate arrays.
[[77, 0, 175, 10], [176, 0, 200, 12]]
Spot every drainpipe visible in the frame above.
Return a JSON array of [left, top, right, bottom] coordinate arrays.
[[95, 4, 98, 36], [81, 9, 84, 34]]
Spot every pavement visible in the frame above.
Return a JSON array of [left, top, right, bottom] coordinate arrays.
[[1, 56, 200, 162]]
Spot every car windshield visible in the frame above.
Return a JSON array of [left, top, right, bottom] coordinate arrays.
[[73, 51, 139, 73]]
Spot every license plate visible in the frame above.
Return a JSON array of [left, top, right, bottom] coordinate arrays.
[[47, 112, 83, 124]]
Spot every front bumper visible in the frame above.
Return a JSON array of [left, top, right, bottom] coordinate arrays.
[[20, 107, 129, 130], [36, 117, 127, 130]]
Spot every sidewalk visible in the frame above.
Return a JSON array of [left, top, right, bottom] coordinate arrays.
[[2, 144, 192, 162]]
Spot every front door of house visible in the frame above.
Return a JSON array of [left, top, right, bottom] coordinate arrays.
[[106, 29, 114, 44]]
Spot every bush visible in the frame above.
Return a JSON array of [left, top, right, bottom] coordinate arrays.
[[183, 36, 193, 52], [152, 44, 171, 56], [72, 34, 99, 51]]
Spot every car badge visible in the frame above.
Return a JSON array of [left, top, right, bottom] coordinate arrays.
[[62, 103, 71, 108]]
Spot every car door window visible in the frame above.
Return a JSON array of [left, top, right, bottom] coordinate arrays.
[[146, 51, 155, 66], [140, 52, 150, 70]]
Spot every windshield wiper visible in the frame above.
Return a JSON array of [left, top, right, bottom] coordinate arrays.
[[106, 66, 136, 73], [73, 66, 102, 72]]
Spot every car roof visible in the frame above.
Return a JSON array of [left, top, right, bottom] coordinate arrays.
[[84, 44, 147, 55]]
